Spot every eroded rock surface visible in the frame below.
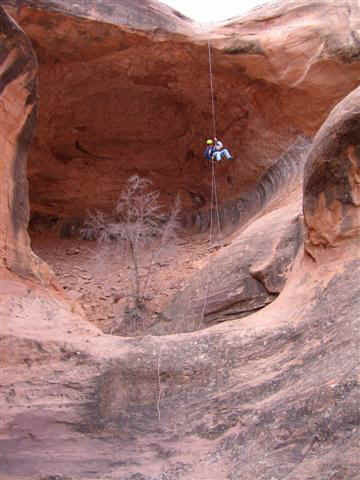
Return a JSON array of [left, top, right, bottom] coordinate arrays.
[[0, 5, 59, 285], [304, 85, 360, 259], [0, 2, 360, 480], [3, 0, 360, 230], [1, 78, 360, 480], [0, 6, 37, 276], [159, 202, 304, 333]]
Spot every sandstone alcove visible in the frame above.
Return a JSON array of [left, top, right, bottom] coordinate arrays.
[[2, 0, 312, 335], [1, 2, 360, 479], [4, 0, 360, 336], [6, 0, 324, 229]]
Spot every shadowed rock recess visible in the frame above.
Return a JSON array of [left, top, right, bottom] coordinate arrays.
[[4, 0, 360, 229], [0, 1, 360, 480]]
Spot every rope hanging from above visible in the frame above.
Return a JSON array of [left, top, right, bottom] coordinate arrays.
[[199, 40, 222, 327], [208, 39, 217, 139], [206, 39, 234, 164], [199, 38, 239, 326], [207, 39, 221, 238]]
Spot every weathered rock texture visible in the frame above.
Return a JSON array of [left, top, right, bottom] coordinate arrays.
[[4, 0, 195, 33], [1, 2, 360, 480], [154, 136, 310, 332], [0, 6, 37, 276], [159, 202, 304, 333], [1, 83, 360, 478], [0, 5, 58, 285], [304, 86, 360, 259], [183, 135, 310, 234], [3, 0, 360, 230]]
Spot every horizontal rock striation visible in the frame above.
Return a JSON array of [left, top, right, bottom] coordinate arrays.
[[184, 135, 310, 233], [75, 82, 360, 479], [3, 0, 360, 228], [157, 138, 310, 333], [0, 2, 360, 480]]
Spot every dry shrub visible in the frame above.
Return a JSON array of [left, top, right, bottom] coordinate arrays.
[[82, 175, 181, 331]]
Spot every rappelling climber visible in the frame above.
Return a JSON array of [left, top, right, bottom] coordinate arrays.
[[204, 139, 215, 161], [213, 138, 233, 162], [204, 138, 233, 162]]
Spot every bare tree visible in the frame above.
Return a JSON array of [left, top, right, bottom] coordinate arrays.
[[81, 175, 180, 329]]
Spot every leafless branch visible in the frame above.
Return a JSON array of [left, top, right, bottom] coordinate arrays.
[[81, 175, 181, 328]]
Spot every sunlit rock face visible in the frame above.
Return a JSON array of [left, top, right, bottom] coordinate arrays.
[[304, 85, 360, 259], [1, 3, 360, 480], [213, 0, 360, 122], [2, 0, 360, 230], [159, 202, 303, 333], [2, 85, 359, 479], [90, 84, 360, 480], [0, 6, 47, 277]]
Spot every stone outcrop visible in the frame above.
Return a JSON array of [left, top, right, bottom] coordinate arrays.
[[213, 0, 360, 125], [3, 0, 360, 231], [3, 0, 195, 33], [0, 5, 53, 281], [159, 202, 303, 333], [156, 136, 310, 331], [1, 2, 360, 480], [0, 5, 36, 275], [304, 86, 360, 259], [1, 83, 360, 479]]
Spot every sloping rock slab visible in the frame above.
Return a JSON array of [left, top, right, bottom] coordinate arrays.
[[156, 201, 303, 334]]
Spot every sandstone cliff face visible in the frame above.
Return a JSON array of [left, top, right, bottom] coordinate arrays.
[[160, 202, 303, 333], [1, 82, 360, 478], [304, 86, 360, 258], [3, 0, 360, 229], [1, 2, 360, 479], [214, 0, 360, 105], [6, 0, 194, 33], [0, 6, 47, 278]]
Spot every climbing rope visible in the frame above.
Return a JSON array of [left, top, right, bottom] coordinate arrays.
[[208, 39, 217, 139], [207, 39, 221, 238], [199, 159, 219, 325], [199, 40, 222, 327]]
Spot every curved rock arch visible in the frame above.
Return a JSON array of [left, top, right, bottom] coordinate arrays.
[[0, 3, 360, 480]]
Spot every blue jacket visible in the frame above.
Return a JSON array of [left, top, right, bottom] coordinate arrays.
[[204, 145, 215, 161]]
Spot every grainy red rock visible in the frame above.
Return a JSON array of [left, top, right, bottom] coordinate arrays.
[[304, 85, 360, 260], [3, 0, 360, 228], [0, 6, 55, 282], [0, 2, 360, 480]]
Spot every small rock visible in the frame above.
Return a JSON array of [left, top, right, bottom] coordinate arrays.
[[66, 247, 81, 255]]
